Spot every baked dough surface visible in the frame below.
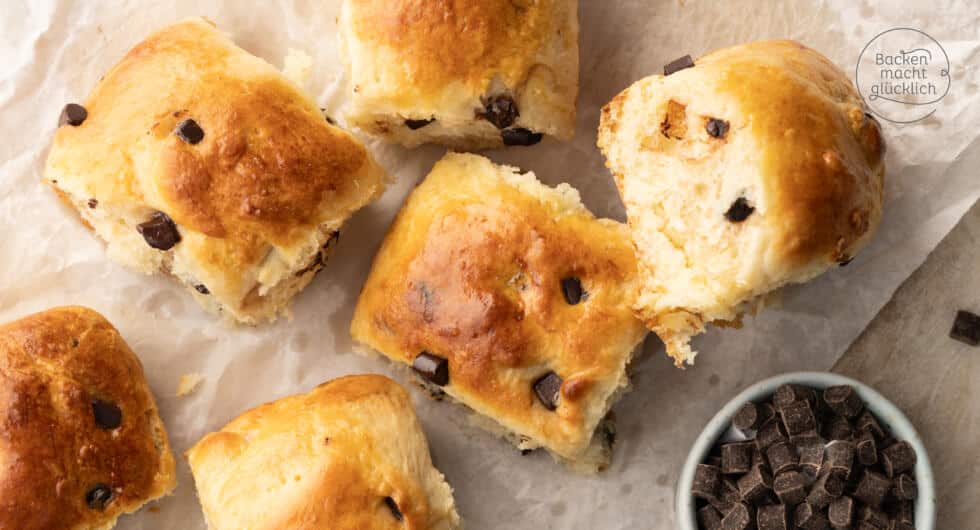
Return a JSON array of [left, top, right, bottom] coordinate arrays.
[[44, 18, 387, 324], [188, 375, 460, 530], [0, 307, 175, 530], [598, 40, 885, 365], [351, 153, 647, 470], [340, 0, 579, 149]]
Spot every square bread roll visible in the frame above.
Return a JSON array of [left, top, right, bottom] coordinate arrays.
[[598, 41, 885, 366], [351, 153, 648, 472], [44, 18, 388, 325], [339, 0, 579, 150], [0, 306, 176, 530], [187, 375, 460, 530]]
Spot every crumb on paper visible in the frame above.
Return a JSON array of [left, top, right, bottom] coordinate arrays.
[[148, 506, 160, 514], [176, 373, 204, 397]]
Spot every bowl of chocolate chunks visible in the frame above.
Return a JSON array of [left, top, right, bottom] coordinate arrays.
[[676, 372, 934, 530]]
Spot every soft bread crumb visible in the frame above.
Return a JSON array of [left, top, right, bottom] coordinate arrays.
[[597, 40, 885, 366], [282, 48, 313, 87], [176, 373, 204, 397]]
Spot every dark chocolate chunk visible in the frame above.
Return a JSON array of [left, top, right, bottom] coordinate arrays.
[[412, 351, 449, 386], [758, 402, 777, 426], [733, 401, 774, 432], [174, 118, 205, 144], [384, 496, 403, 521], [698, 504, 724, 530], [889, 499, 914, 525], [828, 496, 854, 528], [750, 446, 768, 472], [721, 441, 753, 475], [950, 309, 980, 346], [772, 470, 806, 505], [737, 464, 772, 502], [92, 399, 122, 430], [502, 128, 543, 146], [756, 504, 789, 530], [823, 385, 864, 419], [853, 470, 891, 507], [482, 94, 519, 129], [789, 431, 821, 448], [664, 54, 695, 75], [893, 473, 918, 500], [773, 384, 815, 409], [755, 420, 787, 451], [797, 440, 824, 477], [856, 505, 889, 528], [59, 103, 88, 127], [779, 399, 817, 436], [87, 198, 99, 209], [720, 502, 753, 530], [824, 440, 855, 480], [732, 402, 760, 432], [709, 495, 736, 516], [560, 277, 584, 305], [86, 484, 113, 510], [823, 416, 853, 441], [137, 211, 181, 250], [706, 118, 730, 139], [692, 463, 722, 500], [806, 472, 844, 508], [765, 441, 798, 475], [533, 371, 563, 411], [794, 503, 829, 530], [855, 410, 885, 440], [724, 197, 755, 223], [194, 284, 210, 295], [295, 231, 341, 278], [881, 441, 916, 477], [405, 118, 435, 130], [855, 431, 878, 467], [719, 477, 741, 505]]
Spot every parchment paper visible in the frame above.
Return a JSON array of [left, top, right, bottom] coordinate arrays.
[[1, 1, 978, 529]]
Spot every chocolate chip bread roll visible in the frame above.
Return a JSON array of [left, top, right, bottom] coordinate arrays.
[[187, 375, 460, 530], [0, 307, 176, 529], [44, 17, 387, 325], [351, 153, 648, 472], [598, 40, 885, 366], [340, 0, 579, 149]]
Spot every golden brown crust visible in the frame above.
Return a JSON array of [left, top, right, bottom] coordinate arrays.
[[44, 18, 387, 323], [0, 307, 175, 530], [187, 375, 460, 530], [351, 153, 647, 464], [603, 40, 884, 271], [597, 40, 885, 366], [702, 41, 884, 267], [341, 0, 579, 147], [347, 0, 553, 101]]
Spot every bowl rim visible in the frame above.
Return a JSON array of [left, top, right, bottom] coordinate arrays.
[[674, 371, 935, 530]]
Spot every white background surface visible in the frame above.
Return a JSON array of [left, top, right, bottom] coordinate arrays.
[[1, 1, 978, 529]]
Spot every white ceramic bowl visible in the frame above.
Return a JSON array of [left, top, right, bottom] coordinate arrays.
[[676, 371, 934, 530]]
